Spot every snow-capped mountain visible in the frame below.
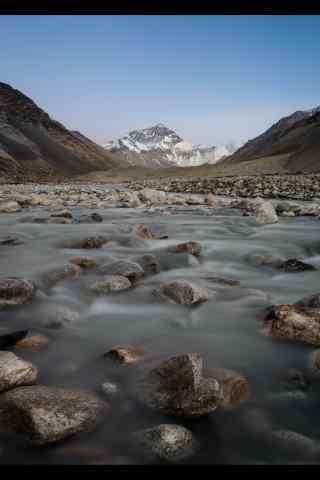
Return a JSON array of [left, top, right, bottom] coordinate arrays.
[[104, 124, 238, 168]]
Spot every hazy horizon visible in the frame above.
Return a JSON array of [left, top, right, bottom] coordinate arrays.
[[0, 14, 319, 147]]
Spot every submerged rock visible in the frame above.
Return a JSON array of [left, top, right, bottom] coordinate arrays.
[[0, 278, 36, 309], [39, 263, 81, 288], [255, 201, 278, 225], [0, 351, 38, 392], [76, 213, 103, 223], [0, 330, 29, 349], [69, 257, 98, 269], [137, 353, 221, 417], [61, 236, 108, 249], [104, 344, 144, 365], [134, 424, 198, 462], [157, 280, 209, 305], [101, 381, 120, 397], [248, 253, 284, 267], [133, 224, 156, 240], [91, 275, 132, 294], [0, 237, 24, 246], [270, 430, 318, 456], [277, 259, 316, 273], [203, 367, 250, 408], [265, 304, 320, 346], [99, 259, 144, 282], [15, 334, 50, 351], [40, 305, 79, 329], [50, 209, 73, 219], [168, 241, 202, 257], [295, 293, 320, 309], [132, 254, 161, 275], [0, 386, 108, 445]]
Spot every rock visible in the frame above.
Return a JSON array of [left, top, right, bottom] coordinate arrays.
[[112, 191, 142, 207], [133, 254, 161, 275], [203, 367, 250, 408], [91, 275, 132, 294], [255, 201, 278, 225], [295, 293, 320, 309], [30, 195, 51, 206], [0, 386, 108, 445], [99, 260, 144, 282], [133, 224, 156, 240], [0, 278, 36, 309], [47, 217, 73, 224], [50, 209, 73, 219], [76, 213, 103, 223], [0, 351, 38, 392], [69, 257, 98, 269], [0, 200, 21, 213], [134, 424, 198, 462], [0, 330, 29, 349], [0, 236, 24, 246], [101, 381, 120, 397], [248, 253, 284, 267], [40, 305, 79, 329], [39, 263, 81, 288], [15, 334, 49, 351], [61, 236, 108, 249], [137, 353, 221, 417], [168, 241, 202, 257], [157, 280, 209, 305], [185, 195, 204, 205], [277, 259, 317, 273], [207, 193, 219, 208], [265, 304, 320, 346], [270, 430, 318, 456], [104, 344, 144, 365], [281, 369, 310, 391], [138, 188, 167, 205]]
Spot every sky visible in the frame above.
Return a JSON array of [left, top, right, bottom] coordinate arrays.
[[0, 14, 319, 147]]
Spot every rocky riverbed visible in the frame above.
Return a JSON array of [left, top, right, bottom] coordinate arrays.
[[1, 183, 320, 464]]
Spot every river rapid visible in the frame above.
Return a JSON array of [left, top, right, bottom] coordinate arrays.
[[1, 192, 320, 464]]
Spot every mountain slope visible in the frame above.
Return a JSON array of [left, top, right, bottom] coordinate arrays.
[[0, 82, 123, 181], [104, 124, 237, 168], [222, 107, 320, 173]]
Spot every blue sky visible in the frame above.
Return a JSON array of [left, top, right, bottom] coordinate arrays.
[[0, 15, 319, 146]]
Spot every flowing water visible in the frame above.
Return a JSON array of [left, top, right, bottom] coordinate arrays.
[[1, 196, 320, 464]]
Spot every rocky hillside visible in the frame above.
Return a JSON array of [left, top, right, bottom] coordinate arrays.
[[0, 82, 124, 182], [223, 107, 320, 173], [104, 123, 237, 168]]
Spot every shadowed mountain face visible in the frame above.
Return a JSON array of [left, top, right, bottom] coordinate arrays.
[[0, 82, 123, 182], [223, 107, 320, 173]]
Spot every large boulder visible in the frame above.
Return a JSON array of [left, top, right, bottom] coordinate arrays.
[[138, 188, 167, 205], [0, 278, 36, 309], [156, 280, 209, 305], [0, 386, 108, 445], [0, 351, 38, 392], [91, 275, 132, 294], [265, 304, 320, 346], [0, 200, 21, 213], [255, 201, 278, 225], [134, 424, 198, 462], [99, 259, 144, 282], [137, 353, 222, 417]]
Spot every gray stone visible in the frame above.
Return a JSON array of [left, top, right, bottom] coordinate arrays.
[[255, 201, 278, 225], [157, 280, 209, 305], [91, 275, 132, 294], [0, 278, 36, 309], [0, 351, 38, 392], [99, 259, 144, 282]]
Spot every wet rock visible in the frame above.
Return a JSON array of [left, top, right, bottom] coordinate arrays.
[[168, 241, 202, 257], [203, 367, 250, 408], [207, 193, 219, 207], [0, 386, 108, 445], [76, 213, 103, 223], [15, 334, 50, 351], [138, 188, 167, 205], [0, 351, 38, 392], [270, 430, 318, 456], [134, 424, 198, 462], [50, 209, 73, 219], [157, 280, 209, 305], [91, 275, 132, 294], [133, 224, 156, 240], [281, 369, 310, 391], [265, 304, 320, 346], [137, 353, 221, 418], [133, 254, 161, 275], [185, 195, 203, 205], [30, 195, 51, 206], [99, 260, 144, 282], [39, 263, 81, 288], [47, 217, 73, 224], [112, 191, 142, 207], [40, 305, 79, 329], [248, 253, 284, 267], [0, 200, 21, 213], [69, 257, 98, 269], [101, 381, 120, 397], [277, 259, 316, 273], [295, 293, 320, 309], [104, 344, 144, 365], [0, 278, 36, 309], [255, 201, 278, 225], [0, 330, 29, 349], [0, 236, 24, 246], [61, 236, 108, 249]]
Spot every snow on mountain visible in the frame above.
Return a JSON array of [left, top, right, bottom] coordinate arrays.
[[104, 124, 238, 168]]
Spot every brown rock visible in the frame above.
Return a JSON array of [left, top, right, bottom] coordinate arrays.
[[204, 367, 250, 408], [39, 263, 81, 288], [69, 257, 98, 269], [104, 344, 144, 365], [157, 280, 209, 305], [207, 193, 218, 207], [168, 241, 202, 257], [15, 334, 49, 351], [61, 236, 108, 249], [0, 278, 36, 309], [133, 224, 156, 240]]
